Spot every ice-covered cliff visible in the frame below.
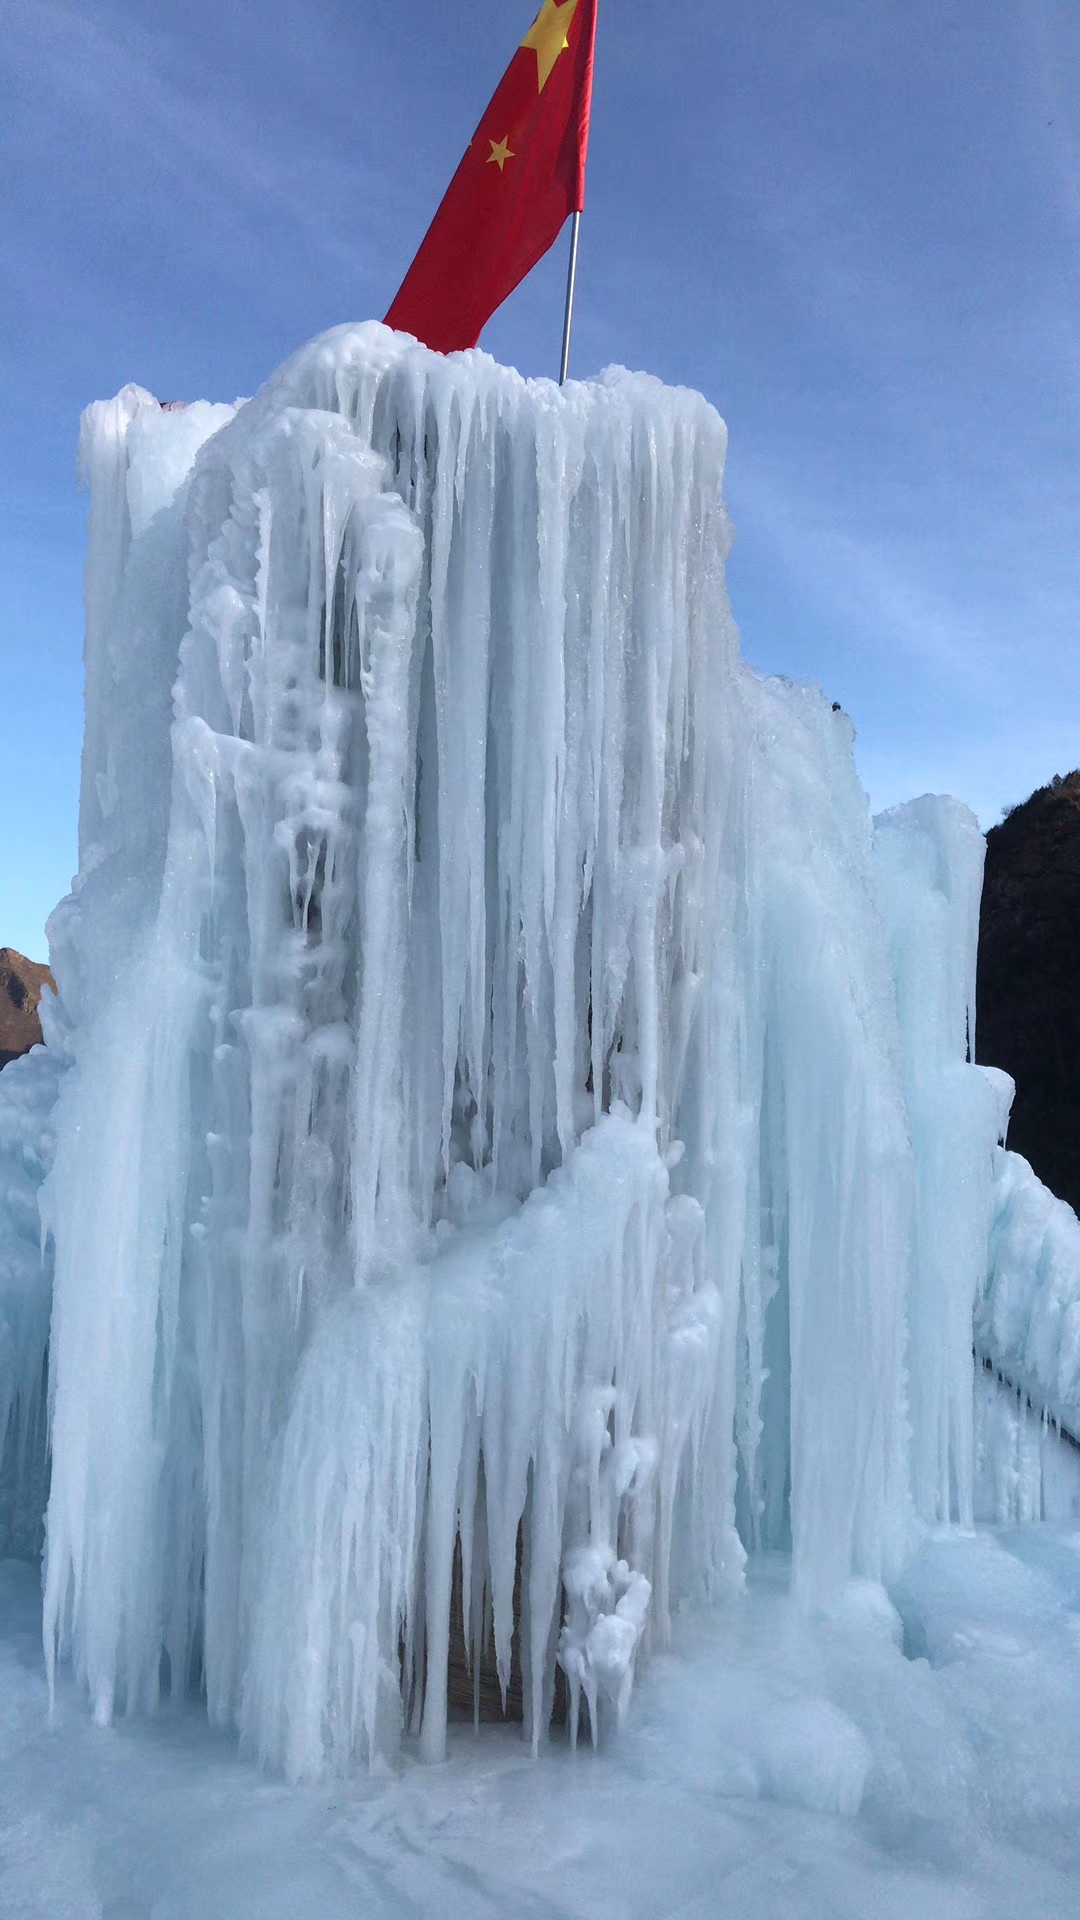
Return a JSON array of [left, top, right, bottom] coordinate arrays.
[[5, 323, 1068, 1776]]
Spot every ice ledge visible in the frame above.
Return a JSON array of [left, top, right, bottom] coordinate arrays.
[[242, 1112, 720, 1775]]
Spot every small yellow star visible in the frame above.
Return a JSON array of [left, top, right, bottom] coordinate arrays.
[[487, 134, 515, 171], [521, 0, 580, 93]]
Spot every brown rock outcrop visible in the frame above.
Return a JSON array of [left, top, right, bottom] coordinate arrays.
[[976, 772, 1080, 1216], [0, 948, 54, 1070]]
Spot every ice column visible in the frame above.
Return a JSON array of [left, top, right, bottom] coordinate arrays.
[[874, 796, 1010, 1524], [41, 328, 734, 1763]]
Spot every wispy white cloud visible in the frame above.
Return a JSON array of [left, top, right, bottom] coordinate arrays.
[[1, 0, 415, 315]]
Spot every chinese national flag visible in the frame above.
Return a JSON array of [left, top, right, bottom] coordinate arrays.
[[384, 0, 597, 354]]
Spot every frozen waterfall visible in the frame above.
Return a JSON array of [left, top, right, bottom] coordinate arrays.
[[2, 323, 1062, 1776]]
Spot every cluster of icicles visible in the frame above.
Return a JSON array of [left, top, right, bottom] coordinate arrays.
[[0, 323, 1055, 1777]]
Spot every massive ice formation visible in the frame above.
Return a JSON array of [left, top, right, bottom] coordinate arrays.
[[41, 336, 744, 1765], [5, 323, 1079, 1775]]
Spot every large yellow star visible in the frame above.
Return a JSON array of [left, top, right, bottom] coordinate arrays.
[[521, 0, 580, 93], [487, 135, 515, 171]]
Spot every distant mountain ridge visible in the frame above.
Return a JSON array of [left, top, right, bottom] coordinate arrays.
[[976, 771, 1080, 1217], [0, 949, 54, 1070]]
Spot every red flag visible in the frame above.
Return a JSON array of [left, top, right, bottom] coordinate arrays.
[[385, 0, 597, 354]]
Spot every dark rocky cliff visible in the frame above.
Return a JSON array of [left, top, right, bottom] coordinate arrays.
[[976, 771, 1080, 1216], [0, 949, 54, 1070]]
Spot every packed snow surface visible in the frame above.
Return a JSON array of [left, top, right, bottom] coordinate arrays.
[[6, 1534, 1080, 1918], [6, 321, 1080, 1799]]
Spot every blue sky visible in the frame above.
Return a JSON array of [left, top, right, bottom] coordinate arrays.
[[3, 0, 1078, 960]]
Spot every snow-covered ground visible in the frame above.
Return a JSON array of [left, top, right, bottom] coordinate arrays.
[[5, 1525, 1080, 1920]]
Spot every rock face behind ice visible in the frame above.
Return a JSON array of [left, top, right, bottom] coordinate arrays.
[[977, 771, 1080, 1216], [0, 949, 54, 1069], [967, 772, 1080, 1518]]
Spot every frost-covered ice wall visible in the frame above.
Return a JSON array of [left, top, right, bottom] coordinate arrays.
[[978, 1150, 1080, 1438], [973, 1363, 1080, 1524], [970, 1149, 1080, 1524], [6, 322, 1045, 1774], [0, 1037, 64, 1556]]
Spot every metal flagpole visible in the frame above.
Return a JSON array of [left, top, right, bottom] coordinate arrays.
[[559, 212, 581, 386]]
